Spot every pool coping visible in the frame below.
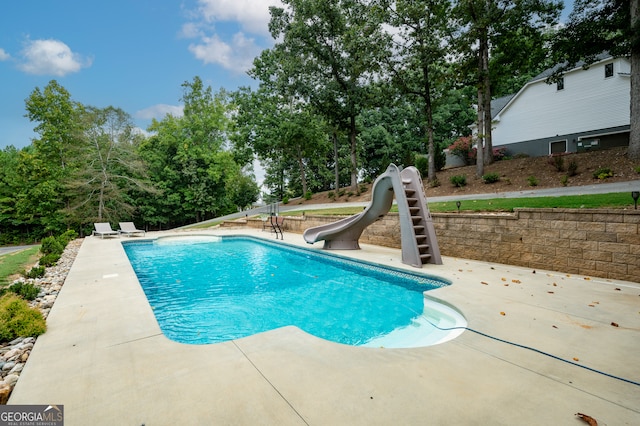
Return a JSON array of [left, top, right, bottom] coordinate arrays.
[[9, 228, 640, 425]]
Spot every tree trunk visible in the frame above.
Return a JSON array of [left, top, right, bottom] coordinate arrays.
[[476, 83, 485, 178], [476, 37, 485, 179], [333, 131, 340, 190], [349, 115, 358, 190], [296, 145, 307, 196], [629, 0, 640, 160], [481, 27, 493, 165], [423, 65, 436, 183]]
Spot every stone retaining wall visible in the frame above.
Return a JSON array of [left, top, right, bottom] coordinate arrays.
[[225, 209, 640, 282]]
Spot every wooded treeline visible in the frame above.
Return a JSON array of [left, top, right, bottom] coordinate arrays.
[[1, 0, 637, 243]]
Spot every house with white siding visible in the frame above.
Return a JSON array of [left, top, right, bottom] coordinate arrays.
[[488, 54, 631, 157]]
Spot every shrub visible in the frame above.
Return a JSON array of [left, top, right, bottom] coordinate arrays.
[[282, 196, 289, 204], [567, 160, 578, 177], [450, 175, 467, 187], [40, 236, 63, 256], [592, 167, 613, 180], [449, 136, 476, 165], [359, 184, 368, 193], [57, 229, 78, 248], [304, 191, 312, 201], [482, 173, 500, 184], [0, 294, 47, 343], [548, 154, 565, 172], [492, 147, 508, 161], [415, 156, 428, 177], [634, 165, 640, 174], [429, 178, 441, 188], [527, 176, 538, 187], [39, 253, 60, 267], [328, 191, 335, 200], [25, 266, 45, 279], [337, 189, 345, 197], [560, 175, 569, 187], [2, 282, 40, 301]]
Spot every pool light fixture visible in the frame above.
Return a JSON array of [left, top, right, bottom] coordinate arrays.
[[456, 201, 461, 213], [632, 191, 639, 210]]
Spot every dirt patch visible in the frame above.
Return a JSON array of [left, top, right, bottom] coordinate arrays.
[[292, 147, 640, 205]]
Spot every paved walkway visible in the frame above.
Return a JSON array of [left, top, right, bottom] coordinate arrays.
[[9, 229, 640, 425], [189, 179, 640, 226]]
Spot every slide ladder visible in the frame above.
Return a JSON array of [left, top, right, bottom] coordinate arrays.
[[396, 167, 442, 267]]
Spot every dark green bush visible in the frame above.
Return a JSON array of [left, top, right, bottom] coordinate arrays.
[[450, 175, 467, 187], [0, 294, 47, 342], [282, 196, 289, 204], [40, 236, 63, 256], [415, 156, 428, 177], [57, 229, 78, 248], [39, 253, 60, 267], [527, 176, 538, 187], [328, 191, 335, 200], [560, 175, 569, 187], [25, 266, 45, 279], [304, 191, 312, 201], [567, 160, 578, 177], [3, 282, 41, 301], [482, 173, 500, 184]]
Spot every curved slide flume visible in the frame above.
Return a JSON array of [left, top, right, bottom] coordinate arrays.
[[303, 164, 400, 249]]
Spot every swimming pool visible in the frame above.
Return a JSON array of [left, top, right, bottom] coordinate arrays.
[[122, 235, 466, 347]]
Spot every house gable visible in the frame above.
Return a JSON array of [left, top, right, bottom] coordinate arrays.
[[491, 56, 630, 154]]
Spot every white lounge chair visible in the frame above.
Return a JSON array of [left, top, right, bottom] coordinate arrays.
[[93, 223, 119, 239], [118, 222, 145, 237]]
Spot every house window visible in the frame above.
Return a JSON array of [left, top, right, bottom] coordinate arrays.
[[605, 63, 613, 78], [550, 140, 567, 154], [556, 77, 564, 91]]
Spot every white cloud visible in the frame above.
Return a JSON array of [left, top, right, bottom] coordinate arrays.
[[135, 104, 184, 120], [196, 0, 283, 36], [188, 32, 260, 73], [18, 39, 91, 76], [182, 0, 283, 72], [0, 48, 10, 61]]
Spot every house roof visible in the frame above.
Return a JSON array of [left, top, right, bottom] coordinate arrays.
[[529, 52, 613, 83], [491, 94, 515, 118]]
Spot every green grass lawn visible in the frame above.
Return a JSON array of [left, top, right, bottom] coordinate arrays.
[[283, 192, 638, 216], [0, 246, 41, 287]]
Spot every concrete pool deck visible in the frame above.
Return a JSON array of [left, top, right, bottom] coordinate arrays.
[[8, 229, 640, 425]]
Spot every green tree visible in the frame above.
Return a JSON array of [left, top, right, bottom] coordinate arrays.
[[21, 80, 85, 235], [376, 0, 452, 183], [453, 0, 562, 175], [140, 77, 248, 226], [233, 84, 330, 199], [268, 0, 389, 190], [24, 80, 83, 171], [551, 0, 640, 160]]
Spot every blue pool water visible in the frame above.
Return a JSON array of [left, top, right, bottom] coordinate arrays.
[[123, 236, 464, 347]]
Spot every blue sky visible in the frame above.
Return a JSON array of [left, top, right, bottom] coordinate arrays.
[[0, 0, 283, 149], [0, 0, 573, 150]]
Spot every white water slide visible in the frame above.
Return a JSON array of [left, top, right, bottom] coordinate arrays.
[[303, 164, 442, 268]]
